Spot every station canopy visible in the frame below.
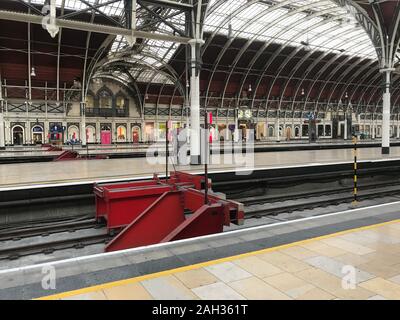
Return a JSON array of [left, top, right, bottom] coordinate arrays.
[[9, 0, 399, 112], [24, 0, 378, 83]]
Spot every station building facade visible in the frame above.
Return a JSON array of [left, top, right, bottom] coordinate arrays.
[[1, 80, 398, 146]]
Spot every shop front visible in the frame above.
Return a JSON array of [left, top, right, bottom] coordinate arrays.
[[32, 125, 44, 144], [100, 124, 112, 145]]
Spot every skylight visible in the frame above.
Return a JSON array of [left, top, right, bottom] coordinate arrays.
[[204, 0, 377, 59], [24, 0, 380, 84]]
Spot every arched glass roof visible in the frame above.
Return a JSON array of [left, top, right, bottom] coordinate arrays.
[[204, 0, 376, 59], [25, 0, 379, 84]]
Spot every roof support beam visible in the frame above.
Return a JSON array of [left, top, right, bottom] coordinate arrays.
[[0, 10, 191, 44], [139, 0, 193, 11]]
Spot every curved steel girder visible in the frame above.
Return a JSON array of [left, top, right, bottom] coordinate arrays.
[[85, 35, 116, 98], [389, 1, 400, 66], [169, 0, 385, 114], [102, 51, 181, 81], [348, 63, 395, 114], [325, 55, 369, 105], [224, 2, 338, 109], [336, 66, 379, 112], [252, 8, 349, 110], [278, 25, 367, 111], [393, 84, 400, 107], [356, 64, 400, 110], [309, 42, 372, 110], [81, 0, 103, 105], [292, 33, 372, 110], [365, 78, 384, 107], [337, 60, 378, 113], [290, 39, 372, 113], [167, 0, 365, 112], [363, 73, 400, 109], [100, 59, 185, 104], [101, 59, 176, 84], [141, 42, 186, 116], [370, 1, 388, 66], [331, 0, 383, 62], [336, 59, 379, 111], [203, 0, 295, 105], [202, 1, 380, 112]]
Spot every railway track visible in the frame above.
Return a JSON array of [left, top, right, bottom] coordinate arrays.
[[235, 180, 399, 206], [1, 172, 399, 261], [0, 232, 111, 261], [0, 217, 108, 260], [240, 184, 400, 219], [0, 218, 103, 242]]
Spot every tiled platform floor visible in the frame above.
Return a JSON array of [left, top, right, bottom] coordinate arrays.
[[41, 220, 400, 300]]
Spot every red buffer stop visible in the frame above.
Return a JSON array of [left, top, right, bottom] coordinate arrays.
[[93, 171, 244, 252]]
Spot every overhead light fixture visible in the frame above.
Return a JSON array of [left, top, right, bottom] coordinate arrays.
[[345, 92, 349, 99], [228, 13, 233, 39], [31, 67, 36, 77], [301, 88, 305, 96], [248, 84, 252, 92], [301, 41, 311, 51], [228, 22, 233, 39]]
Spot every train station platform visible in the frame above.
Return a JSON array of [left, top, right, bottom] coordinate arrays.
[[1, 139, 400, 165], [1, 200, 400, 300], [1, 146, 400, 190]]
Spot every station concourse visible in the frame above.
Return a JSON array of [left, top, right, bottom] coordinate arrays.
[[0, 0, 400, 303]]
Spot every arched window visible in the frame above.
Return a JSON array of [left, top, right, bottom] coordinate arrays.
[[294, 126, 300, 137], [86, 94, 94, 108], [325, 125, 332, 136], [68, 125, 80, 141], [115, 94, 126, 109], [32, 125, 44, 144], [12, 125, 24, 145], [268, 126, 274, 137], [98, 88, 112, 108], [117, 125, 127, 142], [86, 126, 96, 143]]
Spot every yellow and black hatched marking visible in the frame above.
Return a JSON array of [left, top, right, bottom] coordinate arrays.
[[353, 136, 358, 204]]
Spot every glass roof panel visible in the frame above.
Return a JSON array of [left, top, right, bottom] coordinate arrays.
[[25, 0, 382, 83], [204, 0, 377, 59], [29, 0, 125, 16]]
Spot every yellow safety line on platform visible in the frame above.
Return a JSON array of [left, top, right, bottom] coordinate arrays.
[[36, 218, 400, 300]]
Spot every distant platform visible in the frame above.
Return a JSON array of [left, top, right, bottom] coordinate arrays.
[[1, 147, 400, 190], [1, 139, 399, 165]]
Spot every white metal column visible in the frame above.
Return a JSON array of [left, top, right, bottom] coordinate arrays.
[[0, 76, 4, 149], [0, 105, 4, 149], [381, 69, 393, 154], [276, 116, 280, 142], [189, 39, 203, 164], [234, 108, 239, 142], [80, 102, 87, 146]]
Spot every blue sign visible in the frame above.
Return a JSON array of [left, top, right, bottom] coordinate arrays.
[[50, 125, 64, 133]]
